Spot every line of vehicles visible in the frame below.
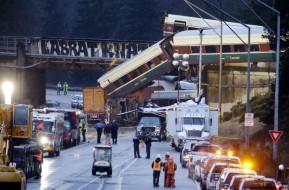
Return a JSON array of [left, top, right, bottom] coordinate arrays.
[[133, 95, 288, 189], [0, 104, 87, 190], [179, 139, 281, 190]]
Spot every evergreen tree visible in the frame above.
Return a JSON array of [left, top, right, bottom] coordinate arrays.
[[0, 0, 41, 36], [41, 0, 72, 38]]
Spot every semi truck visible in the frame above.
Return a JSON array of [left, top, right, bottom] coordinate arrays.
[[167, 97, 218, 151], [142, 96, 218, 150], [0, 104, 43, 189], [83, 87, 106, 123]]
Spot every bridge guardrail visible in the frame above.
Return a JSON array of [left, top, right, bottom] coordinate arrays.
[[0, 36, 35, 54]]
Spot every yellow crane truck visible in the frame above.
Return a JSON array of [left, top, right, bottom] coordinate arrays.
[[0, 104, 42, 189]]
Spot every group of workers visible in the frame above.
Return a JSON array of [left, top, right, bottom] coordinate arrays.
[[132, 135, 177, 187], [152, 152, 177, 187], [133, 135, 152, 158], [94, 119, 119, 145], [56, 82, 69, 95]]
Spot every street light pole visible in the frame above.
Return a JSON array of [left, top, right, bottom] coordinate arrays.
[[242, 0, 280, 160], [173, 53, 189, 104], [198, 29, 203, 97]]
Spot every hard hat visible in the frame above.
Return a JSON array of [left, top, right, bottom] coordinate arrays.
[[166, 152, 170, 156], [156, 154, 161, 158]]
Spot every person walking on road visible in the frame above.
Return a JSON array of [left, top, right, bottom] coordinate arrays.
[[79, 120, 86, 142], [151, 154, 163, 187], [111, 120, 119, 144], [104, 122, 112, 145], [94, 120, 105, 144], [63, 82, 68, 95], [144, 135, 152, 159], [164, 156, 177, 187], [133, 135, 141, 158], [56, 82, 62, 95], [163, 152, 170, 186]]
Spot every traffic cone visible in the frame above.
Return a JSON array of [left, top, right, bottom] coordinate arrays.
[[141, 141, 145, 148]]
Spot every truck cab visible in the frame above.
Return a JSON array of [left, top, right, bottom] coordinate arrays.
[[173, 115, 209, 151], [136, 116, 166, 141]]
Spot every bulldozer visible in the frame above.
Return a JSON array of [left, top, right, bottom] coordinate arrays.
[[0, 104, 42, 189]]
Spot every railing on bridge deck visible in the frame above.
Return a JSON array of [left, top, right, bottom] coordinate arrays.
[[0, 36, 35, 55]]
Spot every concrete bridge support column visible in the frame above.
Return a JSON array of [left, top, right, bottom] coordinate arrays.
[[15, 43, 46, 107]]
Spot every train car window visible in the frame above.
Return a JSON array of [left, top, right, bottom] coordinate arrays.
[[222, 45, 231, 53], [205, 46, 216, 53], [113, 80, 122, 88], [234, 45, 245, 52], [173, 20, 186, 33], [121, 75, 129, 83], [130, 70, 139, 78], [138, 64, 149, 73], [251, 44, 260, 52], [191, 46, 200, 53]]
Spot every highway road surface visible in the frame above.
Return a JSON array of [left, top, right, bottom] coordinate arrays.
[[26, 89, 200, 190]]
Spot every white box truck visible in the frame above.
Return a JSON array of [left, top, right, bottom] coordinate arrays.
[[165, 97, 218, 151]]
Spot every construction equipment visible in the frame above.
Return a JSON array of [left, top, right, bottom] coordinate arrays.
[[0, 104, 42, 189]]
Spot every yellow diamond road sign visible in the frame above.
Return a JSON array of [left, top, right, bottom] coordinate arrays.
[[245, 113, 254, 127]]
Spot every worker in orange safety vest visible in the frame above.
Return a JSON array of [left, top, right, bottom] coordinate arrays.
[[164, 156, 177, 187], [33, 147, 43, 179], [151, 154, 163, 187], [163, 152, 170, 186]]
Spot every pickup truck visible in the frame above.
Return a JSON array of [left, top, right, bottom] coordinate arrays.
[[187, 143, 222, 179], [180, 138, 210, 168], [195, 155, 242, 190], [206, 163, 242, 190], [136, 116, 166, 142]]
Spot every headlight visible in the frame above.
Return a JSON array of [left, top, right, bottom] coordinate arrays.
[[40, 136, 49, 144], [137, 125, 143, 131]]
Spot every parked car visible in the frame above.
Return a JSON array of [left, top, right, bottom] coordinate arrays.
[[195, 155, 242, 190], [183, 142, 221, 168], [206, 163, 242, 190], [45, 100, 60, 107], [227, 174, 258, 190], [215, 168, 257, 190], [238, 176, 278, 190], [71, 94, 83, 109]]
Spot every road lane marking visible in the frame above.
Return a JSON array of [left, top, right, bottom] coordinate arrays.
[[116, 157, 138, 190], [75, 157, 135, 190]]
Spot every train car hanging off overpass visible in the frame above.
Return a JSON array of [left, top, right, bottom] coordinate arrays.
[[97, 15, 275, 99]]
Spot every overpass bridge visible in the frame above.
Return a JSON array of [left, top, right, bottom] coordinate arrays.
[[0, 35, 276, 109], [0, 36, 155, 106]]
